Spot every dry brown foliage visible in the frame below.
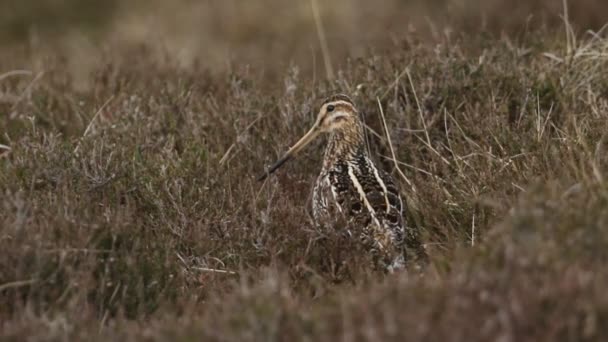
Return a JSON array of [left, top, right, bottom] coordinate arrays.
[[2, 1, 608, 340]]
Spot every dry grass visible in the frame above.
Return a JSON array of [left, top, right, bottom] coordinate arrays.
[[2, 0, 608, 340]]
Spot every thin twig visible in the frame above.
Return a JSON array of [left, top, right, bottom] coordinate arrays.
[[413, 134, 451, 166], [219, 115, 262, 166], [562, 0, 574, 59], [0, 70, 33, 82], [192, 267, 238, 275], [471, 213, 476, 246], [380, 65, 411, 100], [11, 71, 44, 109], [376, 97, 414, 190], [175, 252, 189, 266], [362, 122, 384, 141], [311, 0, 334, 80], [380, 154, 444, 180], [42, 248, 113, 254], [176, 252, 237, 275], [406, 69, 432, 147], [74, 95, 115, 154], [0, 279, 38, 292]]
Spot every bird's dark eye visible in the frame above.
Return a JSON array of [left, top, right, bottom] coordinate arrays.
[[326, 105, 335, 112]]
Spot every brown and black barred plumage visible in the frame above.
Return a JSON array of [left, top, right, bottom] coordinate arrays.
[[259, 94, 422, 272]]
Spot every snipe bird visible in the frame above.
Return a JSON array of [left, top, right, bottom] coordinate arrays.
[[258, 94, 421, 272]]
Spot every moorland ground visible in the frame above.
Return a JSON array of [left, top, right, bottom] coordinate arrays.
[[3, 0, 608, 340]]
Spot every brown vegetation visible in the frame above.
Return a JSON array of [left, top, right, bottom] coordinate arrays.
[[2, 0, 608, 340]]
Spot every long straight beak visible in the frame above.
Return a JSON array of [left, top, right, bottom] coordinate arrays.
[[258, 125, 321, 181]]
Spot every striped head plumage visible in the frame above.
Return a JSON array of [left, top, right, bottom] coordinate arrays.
[[257, 94, 361, 180], [259, 94, 422, 272]]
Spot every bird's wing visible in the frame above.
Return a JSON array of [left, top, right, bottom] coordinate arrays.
[[368, 168, 405, 245], [376, 168, 427, 263]]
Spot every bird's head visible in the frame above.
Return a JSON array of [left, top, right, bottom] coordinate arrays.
[[258, 94, 360, 181], [315, 94, 359, 133]]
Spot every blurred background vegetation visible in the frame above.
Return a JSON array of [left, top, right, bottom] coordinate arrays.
[[2, 0, 608, 77], [3, 1, 608, 340]]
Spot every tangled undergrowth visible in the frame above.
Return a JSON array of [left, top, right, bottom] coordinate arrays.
[[2, 1, 608, 340]]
